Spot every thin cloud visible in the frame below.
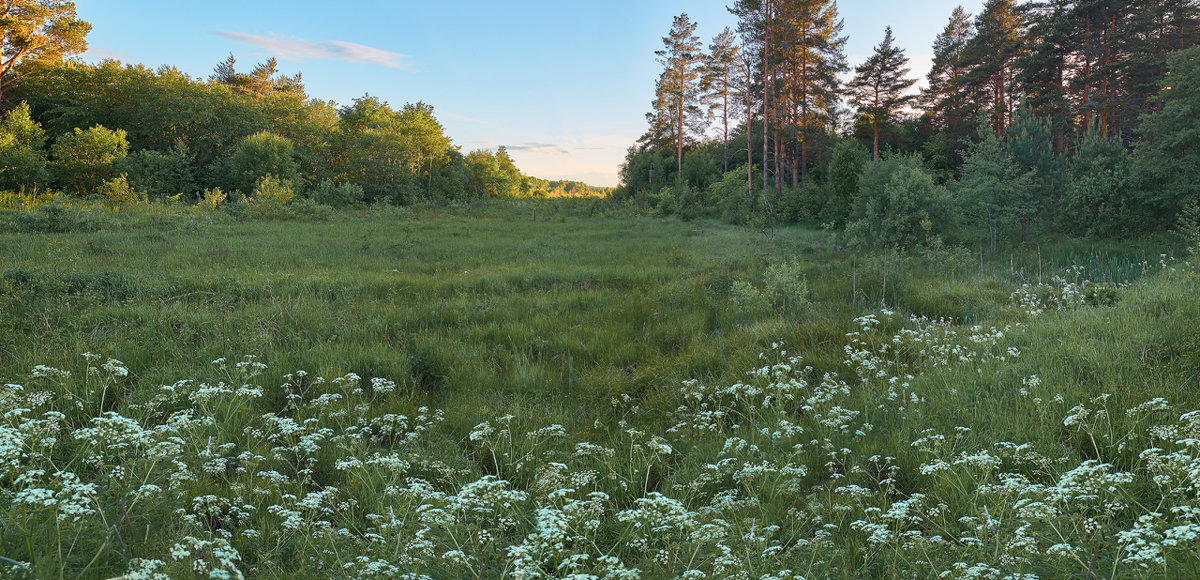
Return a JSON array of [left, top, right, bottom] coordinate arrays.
[[214, 31, 414, 70], [505, 143, 570, 156], [83, 46, 137, 62]]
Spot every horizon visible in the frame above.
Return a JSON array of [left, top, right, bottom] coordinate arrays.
[[77, 0, 984, 187]]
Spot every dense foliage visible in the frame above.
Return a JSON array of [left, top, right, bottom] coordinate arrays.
[[618, 2, 1200, 249], [0, 59, 609, 207]]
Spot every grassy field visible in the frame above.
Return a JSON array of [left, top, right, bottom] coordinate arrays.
[[2, 200, 1199, 578]]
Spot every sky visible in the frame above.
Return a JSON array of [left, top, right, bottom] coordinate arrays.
[[77, 1, 985, 187]]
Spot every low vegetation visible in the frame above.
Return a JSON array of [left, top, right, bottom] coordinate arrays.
[[2, 201, 1198, 578]]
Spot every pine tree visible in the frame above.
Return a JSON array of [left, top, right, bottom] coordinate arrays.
[[777, 0, 847, 183], [1120, 0, 1200, 126], [1069, 0, 1135, 136], [649, 14, 705, 180], [960, 0, 1026, 136], [922, 7, 975, 165], [847, 27, 916, 160], [210, 55, 306, 100], [0, 0, 90, 106], [703, 28, 743, 173], [729, 0, 776, 194], [1017, 0, 1075, 149]]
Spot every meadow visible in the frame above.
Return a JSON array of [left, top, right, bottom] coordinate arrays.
[[1, 200, 1199, 579]]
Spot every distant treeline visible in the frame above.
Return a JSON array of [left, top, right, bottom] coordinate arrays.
[[619, 1, 1200, 249], [0, 57, 604, 207]]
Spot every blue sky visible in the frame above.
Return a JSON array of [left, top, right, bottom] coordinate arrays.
[[78, 1, 984, 186]]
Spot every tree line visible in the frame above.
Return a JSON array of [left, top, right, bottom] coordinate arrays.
[[618, 0, 1200, 248], [0, 2, 607, 209]]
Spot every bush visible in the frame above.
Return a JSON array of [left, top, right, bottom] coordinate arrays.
[[286, 197, 334, 221], [1177, 198, 1200, 252], [673, 184, 703, 221], [729, 279, 769, 316], [824, 139, 868, 228], [847, 155, 956, 250], [251, 174, 294, 205], [387, 182, 426, 206], [709, 166, 750, 224], [779, 180, 824, 225], [114, 142, 195, 198], [196, 187, 228, 211], [96, 173, 144, 206], [50, 125, 129, 194], [646, 186, 675, 217], [1061, 169, 1133, 238], [3, 203, 107, 233], [762, 259, 810, 315], [225, 131, 300, 195], [0, 102, 49, 191], [311, 180, 364, 208]]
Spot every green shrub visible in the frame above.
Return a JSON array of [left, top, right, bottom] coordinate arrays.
[[225, 131, 300, 195], [196, 187, 227, 211], [710, 166, 750, 224], [762, 259, 811, 314], [311, 180, 364, 208], [847, 155, 956, 250], [97, 174, 144, 206], [114, 142, 195, 198], [251, 174, 294, 205], [4, 203, 109, 233], [50, 125, 129, 194], [646, 186, 675, 217], [1083, 284, 1120, 307], [729, 279, 769, 316], [673, 184, 703, 221], [0, 103, 49, 191], [1175, 198, 1200, 252], [286, 197, 334, 221], [1061, 169, 1133, 238], [779, 180, 824, 225]]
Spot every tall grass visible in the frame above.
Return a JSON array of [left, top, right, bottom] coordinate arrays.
[[0, 200, 1196, 578]]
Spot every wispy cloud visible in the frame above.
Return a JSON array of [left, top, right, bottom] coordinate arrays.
[[214, 31, 414, 70], [82, 46, 137, 62], [505, 143, 570, 156]]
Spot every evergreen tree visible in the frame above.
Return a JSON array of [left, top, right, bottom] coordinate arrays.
[[922, 7, 975, 166], [776, 0, 848, 183], [210, 54, 306, 100], [1017, 0, 1075, 149], [0, 0, 90, 106], [729, 0, 775, 194], [1068, 0, 1136, 136], [702, 28, 743, 173], [649, 14, 705, 180], [960, 0, 1026, 136], [1133, 46, 1200, 229], [1120, 0, 1200, 127], [823, 138, 867, 227], [1003, 101, 1064, 241], [847, 27, 916, 160]]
